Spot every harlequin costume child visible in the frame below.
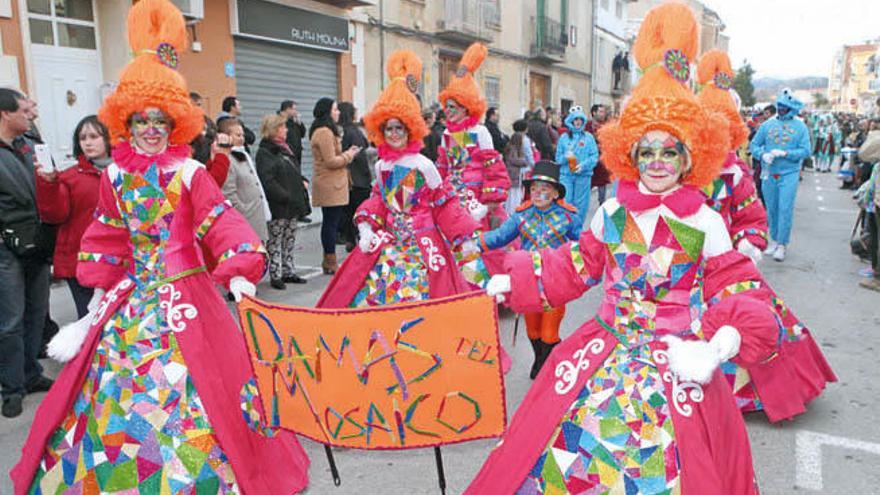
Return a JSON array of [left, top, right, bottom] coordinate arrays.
[[478, 161, 582, 379], [437, 43, 511, 231], [316, 50, 480, 309], [697, 50, 836, 421], [468, 4, 780, 493], [555, 105, 599, 219], [749, 88, 812, 262], [11, 1, 309, 493]]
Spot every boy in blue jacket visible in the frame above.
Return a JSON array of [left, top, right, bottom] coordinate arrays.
[[477, 161, 582, 378], [749, 88, 811, 262], [555, 105, 599, 220]]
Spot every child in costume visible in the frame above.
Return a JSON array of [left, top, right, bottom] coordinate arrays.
[[468, 4, 780, 493], [316, 50, 480, 309], [555, 105, 599, 219], [697, 50, 836, 422], [477, 161, 582, 379], [749, 89, 812, 262], [696, 50, 769, 263], [11, 1, 309, 492], [436, 43, 511, 230]]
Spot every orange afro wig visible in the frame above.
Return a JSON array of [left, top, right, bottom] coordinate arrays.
[[363, 50, 429, 147], [598, 2, 729, 188], [438, 43, 488, 119], [98, 0, 203, 146], [697, 49, 749, 150]]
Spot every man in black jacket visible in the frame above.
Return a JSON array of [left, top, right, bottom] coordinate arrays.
[[279, 100, 306, 168], [217, 96, 255, 152], [527, 108, 554, 160], [0, 88, 54, 418], [485, 107, 508, 154]]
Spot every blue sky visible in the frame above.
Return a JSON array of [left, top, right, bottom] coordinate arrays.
[[702, 0, 879, 79]]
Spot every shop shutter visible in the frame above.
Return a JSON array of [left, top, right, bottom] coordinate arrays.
[[234, 37, 338, 180]]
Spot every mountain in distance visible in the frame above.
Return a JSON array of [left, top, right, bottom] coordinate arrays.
[[753, 76, 829, 101]]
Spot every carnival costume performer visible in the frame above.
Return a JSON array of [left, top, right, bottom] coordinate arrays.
[[11, 1, 310, 492], [317, 50, 481, 309], [697, 50, 836, 421], [477, 161, 581, 379], [467, 4, 781, 493], [437, 43, 511, 230], [696, 50, 769, 263], [749, 88, 811, 262], [555, 106, 599, 220]]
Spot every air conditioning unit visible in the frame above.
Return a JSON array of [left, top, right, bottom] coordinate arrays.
[[171, 0, 204, 20]]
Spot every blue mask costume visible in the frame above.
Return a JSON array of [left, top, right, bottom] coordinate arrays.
[[748, 88, 811, 249], [554, 105, 599, 218]]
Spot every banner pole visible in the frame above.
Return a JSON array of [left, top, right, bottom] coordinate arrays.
[[513, 314, 520, 347], [434, 446, 447, 494], [324, 444, 341, 486]]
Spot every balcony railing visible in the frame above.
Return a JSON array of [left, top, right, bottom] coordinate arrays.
[[437, 0, 496, 43], [530, 16, 567, 63]]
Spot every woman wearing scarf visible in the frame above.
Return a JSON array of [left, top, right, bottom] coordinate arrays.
[[256, 114, 308, 289], [35, 115, 111, 318]]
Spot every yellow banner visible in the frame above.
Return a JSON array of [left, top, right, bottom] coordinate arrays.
[[238, 292, 507, 449]]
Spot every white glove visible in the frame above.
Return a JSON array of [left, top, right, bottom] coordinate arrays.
[[357, 223, 382, 253], [761, 152, 775, 165], [460, 237, 480, 255], [48, 288, 105, 363], [486, 274, 511, 303], [468, 200, 488, 221], [661, 325, 742, 384], [229, 276, 256, 302], [737, 239, 763, 264], [771, 149, 787, 157], [574, 163, 584, 174], [709, 325, 742, 362], [661, 335, 721, 385]]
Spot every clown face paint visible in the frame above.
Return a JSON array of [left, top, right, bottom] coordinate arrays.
[[635, 130, 688, 193], [444, 99, 467, 124], [530, 181, 558, 210], [382, 118, 409, 150], [130, 108, 171, 155]]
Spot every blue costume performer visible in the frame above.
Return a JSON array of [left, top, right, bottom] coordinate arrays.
[[555, 105, 599, 220], [749, 89, 811, 262]]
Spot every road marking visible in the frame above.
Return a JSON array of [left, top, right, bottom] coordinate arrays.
[[817, 206, 857, 214], [816, 195, 824, 202], [795, 430, 880, 491], [298, 265, 325, 280]]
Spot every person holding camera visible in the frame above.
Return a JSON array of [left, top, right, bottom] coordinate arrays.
[[0, 88, 54, 418]]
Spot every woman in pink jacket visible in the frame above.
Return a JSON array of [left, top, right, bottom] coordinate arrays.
[[318, 50, 479, 308]]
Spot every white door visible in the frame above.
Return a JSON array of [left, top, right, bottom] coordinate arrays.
[[27, 0, 101, 164]]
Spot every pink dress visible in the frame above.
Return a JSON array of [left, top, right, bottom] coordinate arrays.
[[703, 152, 836, 421], [12, 143, 309, 494], [317, 152, 479, 308], [466, 181, 779, 494]]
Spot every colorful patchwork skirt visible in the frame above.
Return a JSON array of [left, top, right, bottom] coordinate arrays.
[[350, 243, 431, 308], [517, 343, 680, 495], [30, 290, 239, 494]]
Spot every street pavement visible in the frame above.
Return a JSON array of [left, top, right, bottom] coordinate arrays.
[[1, 170, 877, 494]]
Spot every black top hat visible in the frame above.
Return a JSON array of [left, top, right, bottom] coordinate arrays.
[[523, 160, 566, 197]]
